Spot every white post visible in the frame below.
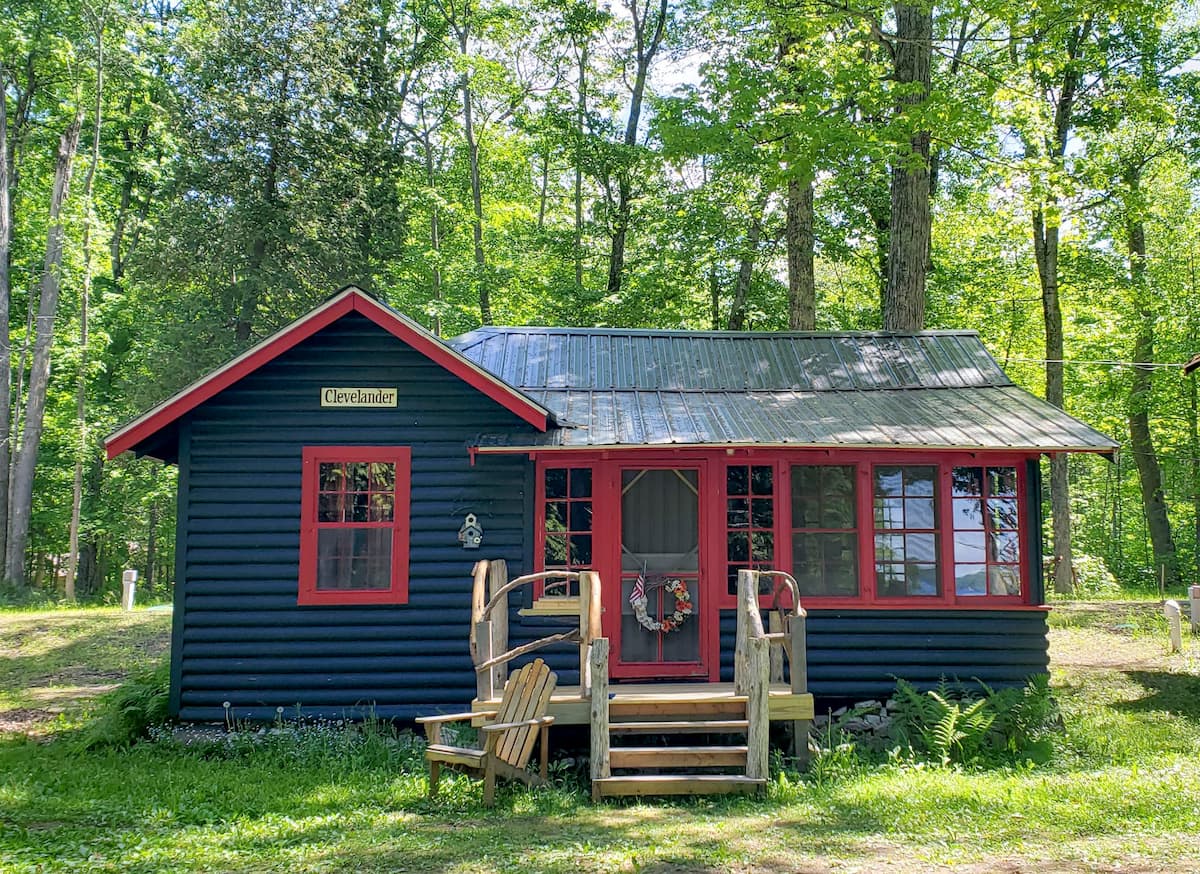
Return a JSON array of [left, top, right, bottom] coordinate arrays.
[[1190, 585, 1200, 634], [121, 569, 138, 612], [1165, 600, 1183, 653]]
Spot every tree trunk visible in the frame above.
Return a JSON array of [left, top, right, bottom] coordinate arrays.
[[786, 176, 815, 330], [883, 4, 932, 333], [604, 0, 667, 300], [0, 61, 13, 578], [728, 194, 767, 331], [1126, 173, 1179, 589], [67, 21, 105, 602], [6, 112, 83, 587], [1032, 208, 1073, 593], [574, 40, 587, 291], [460, 23, 490, 324], [146, 497, 159, 593], [709, 264, 720, 330]]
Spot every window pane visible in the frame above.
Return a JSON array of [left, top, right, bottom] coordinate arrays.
[[792, 497, 818, 528], [569, 501, 593, 532], [544, 534, 568, 566], [727, 465, 749, 497], [876, 563, 906, 597], [727, 498, 749, 528], [368, 462, 395, 489], [989, 498, 1019, 530], [910, 564, 940, 596], [989, 467, 1017, 497], [904, 467, 936, 496], [955, 564, 988, 596], [954, 531, 986, 563], [874, 466, 903, 498], [874, 533, 904, 562], [319, 462, 344, 491], [951, 467, 982, 497], [545, 468, 568, 499], [349, 492, 370, 522], [545, 502, 567, 532], [369, 493, 394, 522], [905, 498, 935, 529], [905, 533, 936, 563], [794, 533, 858, 597], [990, 530, 1020, 563], [727, 531, 749, 563], [569, 467, 592, 498], [953, 497, 984, 530], [751, 499, 773, 528], [318, 493, 342, 523], [317, 529, 391, 590], [750, 466, 774, 495], [751, 531, 774, 562], [989, 565, 1021, 595], [569, 534, 592, 565], [875, 498, 904, 529], [346, 462, 370, 491]]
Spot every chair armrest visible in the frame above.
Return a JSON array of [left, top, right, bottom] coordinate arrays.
[[416, 710, 497, 725], [478, 716, 555, 733]]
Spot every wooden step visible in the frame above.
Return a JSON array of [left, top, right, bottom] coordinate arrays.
[[609, 699, 747, 719], [592, 775, 765, 797], [609, 745, 748, 769], [608, 719, 749, 734]]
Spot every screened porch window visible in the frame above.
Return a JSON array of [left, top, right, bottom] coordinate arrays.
[[791, 465, 859, 597], [873, 465, 940, 598], [299, 447, 411, 605]]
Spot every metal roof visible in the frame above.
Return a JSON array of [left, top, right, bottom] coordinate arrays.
[[450, 327, 1117, 453]]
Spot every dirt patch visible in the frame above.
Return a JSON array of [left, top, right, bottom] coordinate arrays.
[[0, 708, 55, 735]]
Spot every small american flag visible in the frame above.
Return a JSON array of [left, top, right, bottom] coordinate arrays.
[[629, 574, 646, 604]]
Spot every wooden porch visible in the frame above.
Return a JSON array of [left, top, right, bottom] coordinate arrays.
[[465, 561, 814, 798], [473, 681, 814, 725]]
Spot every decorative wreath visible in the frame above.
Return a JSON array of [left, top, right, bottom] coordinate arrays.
[[631, 578, 693, 634]]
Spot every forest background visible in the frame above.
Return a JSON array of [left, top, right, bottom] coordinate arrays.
[[2, 0, 1199, 603]]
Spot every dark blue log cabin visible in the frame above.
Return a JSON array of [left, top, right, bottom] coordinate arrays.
[[105, 287, 1117, 722]]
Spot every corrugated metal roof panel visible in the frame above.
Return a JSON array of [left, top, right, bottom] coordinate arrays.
[[471, 386, 1116, 452], [449, 326, 1115, 452]]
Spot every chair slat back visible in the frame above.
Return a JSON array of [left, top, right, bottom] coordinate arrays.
[[492, 658, 556, 768]]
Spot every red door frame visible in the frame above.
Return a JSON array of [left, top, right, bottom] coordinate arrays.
[[605, 457, 719, 681]]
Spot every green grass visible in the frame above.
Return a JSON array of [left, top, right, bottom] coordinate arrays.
[[2, 606, 1200, 872]]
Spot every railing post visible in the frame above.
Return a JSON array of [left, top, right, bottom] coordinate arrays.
[[578, 570, 602, 697], [768, 611, 785, 683], [589, 637, 610, 799], [789, 607, 810, 764], [735, 569, 763, 695], [487, 560, 509, 693], [475, 621, 495, 701], [746, 635, 770, 782], [469, 560, 488, 663]]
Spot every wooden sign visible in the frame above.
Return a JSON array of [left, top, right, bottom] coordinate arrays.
[[320, 387, 398, 408]]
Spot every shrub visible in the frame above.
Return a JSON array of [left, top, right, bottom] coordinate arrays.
[[76, 659, 171, 750], [889, 675, 1059, 766]]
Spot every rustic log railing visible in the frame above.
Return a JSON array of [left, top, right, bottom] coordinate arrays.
[[733, 568, 810, 763], [470, 559, 602, 702]]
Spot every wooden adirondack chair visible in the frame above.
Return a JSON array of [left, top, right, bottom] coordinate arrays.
[[416, 658, 557, 806]]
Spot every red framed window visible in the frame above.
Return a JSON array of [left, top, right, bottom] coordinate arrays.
[[724, 464, 776, 596], [950, 466, 1023, 599], [539, 466, 593, 596], [872, 465, 941, 598], [299, 446, 411, 605], [791, 465, 859, 598]]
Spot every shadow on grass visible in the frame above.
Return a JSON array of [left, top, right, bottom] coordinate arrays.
[[1116, 670, 1200, 720]]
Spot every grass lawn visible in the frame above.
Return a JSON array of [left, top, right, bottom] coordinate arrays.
[[2, 605, 1200, 872]]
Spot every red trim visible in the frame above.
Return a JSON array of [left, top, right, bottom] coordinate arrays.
[[298, 445, 411, 606], [106, 288, 549, 459], [528, 447, 1044, 620]]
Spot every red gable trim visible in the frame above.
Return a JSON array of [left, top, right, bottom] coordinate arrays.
[[105, 287, 550, 460]]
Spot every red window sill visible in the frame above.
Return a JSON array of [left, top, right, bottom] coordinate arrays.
[[298, 588, 408, 606]]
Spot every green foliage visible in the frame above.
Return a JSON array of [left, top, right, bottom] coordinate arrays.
[[889, 676, 1060, 766], [75, 659, 170, 751]]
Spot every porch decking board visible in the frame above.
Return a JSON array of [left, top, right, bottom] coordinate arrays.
[[471, 681, 814, 725]]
